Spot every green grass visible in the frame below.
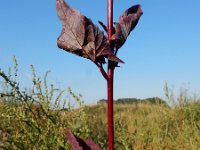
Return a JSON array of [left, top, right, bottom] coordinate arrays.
[[1, 99, 200, 150], [83, 102, 200, 150], [0, 57, 200, 150]]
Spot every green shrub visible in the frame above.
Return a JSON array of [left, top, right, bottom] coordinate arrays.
[[0, 57, 77, 149], [1, 57, 200, 150]]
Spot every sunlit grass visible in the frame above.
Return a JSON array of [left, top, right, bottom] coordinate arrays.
[[0, 58, 200, 149]]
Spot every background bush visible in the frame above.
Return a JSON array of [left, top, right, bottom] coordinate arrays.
[[0, 58, 200, 150]]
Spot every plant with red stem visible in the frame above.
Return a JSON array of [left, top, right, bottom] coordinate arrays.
[[56, 0, 142, 149]]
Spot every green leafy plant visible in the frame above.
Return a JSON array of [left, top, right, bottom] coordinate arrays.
[[0, 58, 200, 149], [0, 57, 83, 149]]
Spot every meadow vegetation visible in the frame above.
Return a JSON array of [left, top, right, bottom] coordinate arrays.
[[0, 57, 200, 150]]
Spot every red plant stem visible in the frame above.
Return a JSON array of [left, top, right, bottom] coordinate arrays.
[[107, 0, 114, 150], [107, 66, 114, 150], [108, 0, 113, 41]]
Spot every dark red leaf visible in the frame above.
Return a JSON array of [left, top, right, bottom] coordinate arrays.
[[56, 0, 123, 63], [85, 140, 102, 150], [66, 128, 83, 150], [98, 21, 107, 33], [112, 5, 143, 49], [66, 128, 102, 150]]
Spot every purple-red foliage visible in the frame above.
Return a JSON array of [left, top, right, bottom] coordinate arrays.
[[56, 0, 123, 64], [57, 1, 143, 149], [112, 5, 143, 50], [66, 128, 102, 150]]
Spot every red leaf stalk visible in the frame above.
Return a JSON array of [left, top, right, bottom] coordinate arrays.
[[107, 0, 114, 150]]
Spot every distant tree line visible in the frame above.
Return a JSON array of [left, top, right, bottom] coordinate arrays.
[[98, 97, 168, 106]]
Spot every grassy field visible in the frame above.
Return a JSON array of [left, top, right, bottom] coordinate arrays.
[[1, 97, 200, 150], [0, 58, 200, 149]]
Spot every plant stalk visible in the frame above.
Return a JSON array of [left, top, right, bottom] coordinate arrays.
[[107, 65, 114, 150], [107, 0, 114, 150]]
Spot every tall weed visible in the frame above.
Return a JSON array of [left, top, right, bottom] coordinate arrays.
[[0, 58, 200, 149]]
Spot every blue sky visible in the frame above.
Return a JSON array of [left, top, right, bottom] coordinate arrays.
[[0, 0, 200, 104]]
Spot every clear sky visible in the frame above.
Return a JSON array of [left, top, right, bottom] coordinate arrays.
[[0, 0, 200, 104]]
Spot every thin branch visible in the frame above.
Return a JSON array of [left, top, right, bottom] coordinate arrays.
[[0, 93, 14, 97], [95, 63, 108, 80]]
